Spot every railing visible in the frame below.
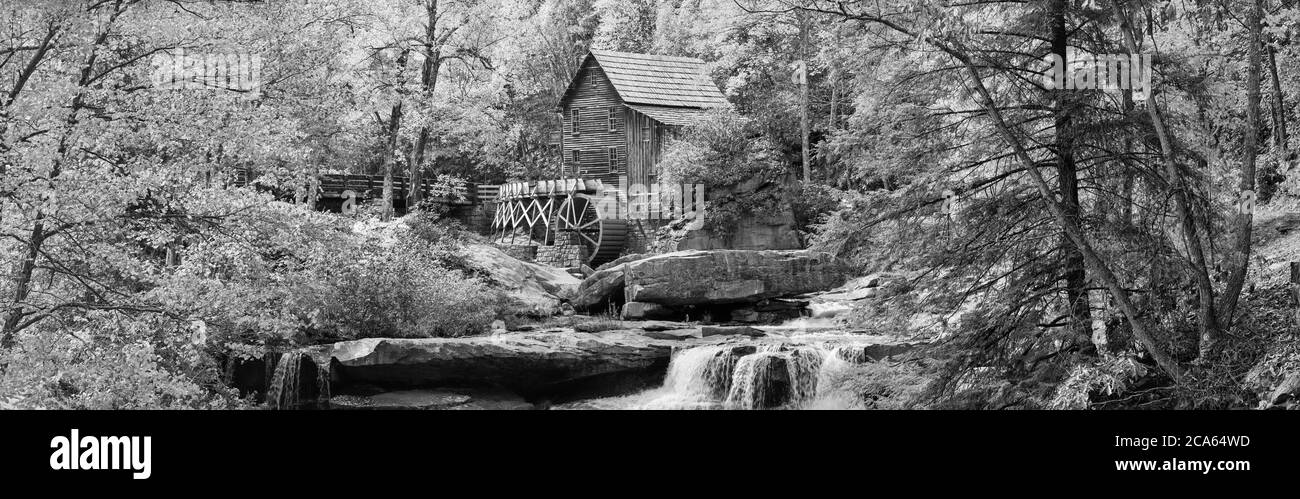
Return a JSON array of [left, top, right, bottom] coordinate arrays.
[[496, 178, 604, 200], [233, 168, 477, 205]]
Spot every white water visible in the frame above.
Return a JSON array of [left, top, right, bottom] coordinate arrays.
[[266, 352, 330, 410], [564, 335, 880, 410], [266, 352, 301, 410]]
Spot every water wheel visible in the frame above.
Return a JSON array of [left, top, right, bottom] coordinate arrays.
[[553, 194, 626, 266]]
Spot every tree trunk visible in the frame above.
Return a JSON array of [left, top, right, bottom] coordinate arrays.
[[382, 102, 402, 221], [2, 4, 122, 347], [408, 0, 443, 208], [829, 26, 841, 130], [409, 128, 429, 207], [1, 219, 43, 348], [1217, 0, 1263, 344], [1268, 46, 1289, 165], [1050, 0, 1092, 351], [958, 59, 1185, 382], [798, 10, 810, 184], [1111, 2, 1220, 361]]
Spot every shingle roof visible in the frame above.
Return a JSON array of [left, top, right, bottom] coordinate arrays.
[[626, 104, 715, 126], [560, 50, 729, 110]]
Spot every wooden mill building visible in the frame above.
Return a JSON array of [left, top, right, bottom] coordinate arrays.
[[556, 50, 729, 187]]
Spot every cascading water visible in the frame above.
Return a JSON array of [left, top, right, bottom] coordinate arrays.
[[315, 362, 331, 406], [726, 351, 796, 409], [266, 352, 301, 410], [724, 345, 829, 409], [632, 345, 754, 409], [265, 352, 332, 410], [590, 341, 869, 410]]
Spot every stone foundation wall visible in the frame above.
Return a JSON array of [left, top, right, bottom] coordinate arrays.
[[495, 244, 537, 262], [623, 219, 665, 255], [536, 243, 586, 268]]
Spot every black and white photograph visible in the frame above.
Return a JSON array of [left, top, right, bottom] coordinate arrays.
[[0, 0, 1295, 485]]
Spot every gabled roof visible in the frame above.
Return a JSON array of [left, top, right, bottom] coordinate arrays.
[[559, 49, 729, 110]]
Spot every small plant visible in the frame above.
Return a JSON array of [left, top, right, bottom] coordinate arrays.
[[576, 303, 625, 333]]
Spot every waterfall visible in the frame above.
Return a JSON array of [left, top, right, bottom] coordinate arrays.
[[264, 352, 333, 410], [724, 346, 826, 409], [630, 342, 865, 410], [315, 362, 331, 407], [725, 352, 793, 409], [667, 346, 737, 398], [637, 345, 754, 409], [266, 352, 301, 410]]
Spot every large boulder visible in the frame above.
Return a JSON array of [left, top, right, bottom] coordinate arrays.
[[623, 250, 848, 306], [463, 243, 580, 314], [572, 266, 625, 311], [305, 331, 681, 399]]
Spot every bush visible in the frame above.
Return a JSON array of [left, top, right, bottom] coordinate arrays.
[[0, 315, 244, 410], [658, 110, 792, 238], [156, 192, 505, 347], [815, 360, 934, 409], [298, 239, 504, 339], [790, 183, 842, 234], [658, 110, 786, 187], [405, 209, 488, 278], [0, 189, 507, 409]]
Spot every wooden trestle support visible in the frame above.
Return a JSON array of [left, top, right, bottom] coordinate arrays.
[[490, 179, 627, 267]]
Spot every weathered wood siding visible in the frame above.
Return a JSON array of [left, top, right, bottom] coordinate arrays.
[[623, 107, 668, 188], [562, 59, 626, 186]]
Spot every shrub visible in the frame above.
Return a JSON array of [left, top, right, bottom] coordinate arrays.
[[0, 315, 245, 410], [790, 183, 842, 234], [0, 189, 507, 409], [157, 193, 505, 347], [298, 239, 504, 339], [658, 109, 792, 237], [816, 360, 934, 410], [658, 110, 786, 186]]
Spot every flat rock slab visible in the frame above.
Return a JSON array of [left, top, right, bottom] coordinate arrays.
[[331, 390, 473, 410], [571, 319, 691, 333], [331, 389, 534, 410], [624, 250, 848, 306], [306, 331, 688, 397], [639, 329, 701, 341], [635, 320, 694, 331], [700, 326, 766, 338]]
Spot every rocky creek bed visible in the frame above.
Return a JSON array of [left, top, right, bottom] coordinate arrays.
[[235, 322, 924, 410], [227, 247, 929, 410]]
